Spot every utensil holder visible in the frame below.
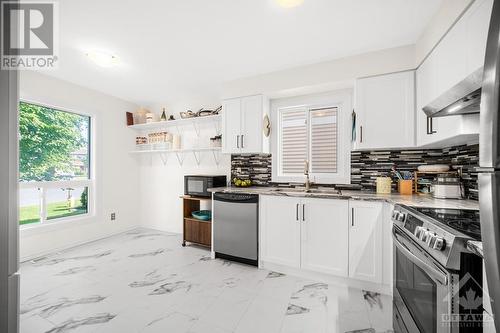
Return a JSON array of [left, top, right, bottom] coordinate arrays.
[[398, 180, 413, 195]]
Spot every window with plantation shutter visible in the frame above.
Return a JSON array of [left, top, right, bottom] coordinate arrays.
[[278, 107, 338, 177], [280, 108, 308, 175], [271, 91, 351, 184], [310, 107, 337, 174]]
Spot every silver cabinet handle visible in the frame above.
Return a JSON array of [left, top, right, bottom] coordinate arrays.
[[237, 135, 240, 148], [296, 204, 299, 221], [302, 204, 305, 222], [241, 135, 244, 148], [360, 126, 363, 143], [351, 208, 354, 227], [426, 116, 437, 135]]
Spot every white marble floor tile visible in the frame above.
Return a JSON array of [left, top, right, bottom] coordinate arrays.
[[20, 228, 393, 333]]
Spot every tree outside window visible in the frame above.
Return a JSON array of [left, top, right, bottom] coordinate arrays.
[[18, 102, 92, 225]]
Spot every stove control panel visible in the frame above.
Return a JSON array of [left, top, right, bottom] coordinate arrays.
[[392, 204, 469, 270], [393, 208, 448, 252], [429, 235, 446, 251]]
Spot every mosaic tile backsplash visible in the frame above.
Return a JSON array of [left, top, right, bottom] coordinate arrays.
[[351, 144, 480, 200], [232, 144, 480, 200], [231, 154, 272, 186]]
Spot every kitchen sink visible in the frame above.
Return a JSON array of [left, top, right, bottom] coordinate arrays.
[[270, 188, 342, 195]]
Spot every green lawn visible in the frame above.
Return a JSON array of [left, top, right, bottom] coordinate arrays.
[[19, 200, 87, 225]]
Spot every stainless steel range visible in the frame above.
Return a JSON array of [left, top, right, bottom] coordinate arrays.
[[391, 205, 483, 333]]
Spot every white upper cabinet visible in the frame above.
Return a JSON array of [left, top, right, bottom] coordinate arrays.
[[222, 97, 242, 153], [222, 94, 269, 154], [354, 71, 415, 150], [415, 0, 492, 147], [301, 198, 349, 277], [465, 0, 494, 73], [348, 200, 384, 284]]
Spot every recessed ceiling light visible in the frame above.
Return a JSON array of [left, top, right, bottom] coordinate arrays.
[[275, 0, 304, 8], [86, 51, 119, 67]]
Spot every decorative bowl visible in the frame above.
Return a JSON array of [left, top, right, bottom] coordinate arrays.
[[191, 210, 211, 221]]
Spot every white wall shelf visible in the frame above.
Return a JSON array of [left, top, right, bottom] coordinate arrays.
[[129, 147, 222, 166], [128, 115, 221, 137]]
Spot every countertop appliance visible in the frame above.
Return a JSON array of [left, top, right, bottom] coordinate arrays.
[[391, 205, 482, 333], [0, 25, 20, 332], [184, 175, 226, 198], [213, 193, 258, 266], [432, 175, 464, 199], [478, 1, 500, 331]]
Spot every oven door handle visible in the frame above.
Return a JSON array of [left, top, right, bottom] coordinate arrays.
[[392, 228, 448, 286]]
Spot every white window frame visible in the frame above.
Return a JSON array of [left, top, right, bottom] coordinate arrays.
[[18, 100, 95, 229], [271, 90, 352, 184]]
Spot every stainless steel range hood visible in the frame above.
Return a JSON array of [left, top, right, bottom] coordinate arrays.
[[423, 67, 484, 117]]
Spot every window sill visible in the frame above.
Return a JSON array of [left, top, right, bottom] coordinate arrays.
[[20, 213, 97, 237]]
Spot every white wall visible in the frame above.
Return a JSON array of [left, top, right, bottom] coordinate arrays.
[[221, 44, 416, 99], [19, 71, 140, 260], [415, 0, 474, 65], [138, 125, 230, 234]]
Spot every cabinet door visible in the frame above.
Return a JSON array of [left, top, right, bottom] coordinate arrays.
[[382, 203, 393, 287], [416, 50, 461, 147], [416, 56, 437, 146], [260, 195, 301, 268], [348, 200, 383, 283], [301, 198, 349, 277], [240, 95, 263, 153], [222, 98, 241, 154], [355, 71, 415, 150], [466, 0, 494, 73], [435, 20, 467, 96]]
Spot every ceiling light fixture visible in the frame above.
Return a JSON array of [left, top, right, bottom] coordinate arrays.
[[86, 51, 119, 67], [275, 0, 304, 8]]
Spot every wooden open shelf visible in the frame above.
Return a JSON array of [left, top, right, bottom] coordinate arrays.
[[181, 196, 211, 248]]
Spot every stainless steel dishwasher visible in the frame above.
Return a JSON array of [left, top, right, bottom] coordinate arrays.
[[213, 192, 258, 266]]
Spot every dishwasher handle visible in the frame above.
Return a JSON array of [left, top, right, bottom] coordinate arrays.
[[213, 192, 259, 203]]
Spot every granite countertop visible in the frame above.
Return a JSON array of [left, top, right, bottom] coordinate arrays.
[[208, 186, 480, 210]]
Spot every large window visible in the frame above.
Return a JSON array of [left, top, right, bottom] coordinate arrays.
[[18, 102, 92, 226], [271, 91, 351, 184]]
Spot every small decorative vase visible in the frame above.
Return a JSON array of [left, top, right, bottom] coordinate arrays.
[[160, 108, 167, 121]]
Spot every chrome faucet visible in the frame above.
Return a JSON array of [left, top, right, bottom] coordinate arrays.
[[304, 160, 311, 192]]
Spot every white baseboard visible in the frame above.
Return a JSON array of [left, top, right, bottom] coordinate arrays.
[[20, 226, 141, 263]]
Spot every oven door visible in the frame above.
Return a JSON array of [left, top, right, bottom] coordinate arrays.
[[185, 177, 209, 197], [392, 225, 458, 333]]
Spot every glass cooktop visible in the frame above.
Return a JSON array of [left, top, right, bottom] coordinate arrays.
[[414, 207, 481, 240]]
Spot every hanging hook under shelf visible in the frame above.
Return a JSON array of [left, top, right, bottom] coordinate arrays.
[[175, 152, 185, 166], [159, 153, 169, 166], [211, 149, 221, 166]]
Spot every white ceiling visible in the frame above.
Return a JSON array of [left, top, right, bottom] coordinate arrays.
[[40, 0, 443, 106]]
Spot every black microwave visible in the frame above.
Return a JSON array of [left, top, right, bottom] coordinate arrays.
[[184, 175, 227, 197]]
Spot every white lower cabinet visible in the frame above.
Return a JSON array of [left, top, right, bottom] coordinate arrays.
[[260, 196, 391, 285], [348, 200, 384, 283], [382, 203, 394, 287], [260, 196, 301, 268], [260, 195, 349, 277], [301, 198, 349, 276]]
